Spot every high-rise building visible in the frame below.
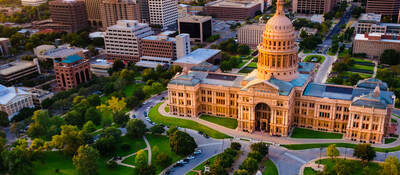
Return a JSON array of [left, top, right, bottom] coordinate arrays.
[[204, 0, 261, 20], [178, 15, 212, 43], [21, 0, 47, 6], [366, 0, 400, 21], [148, 0, 178, 29], [104, 20, 153, 62], [353, 33, 400, 59], [54, 54, 92, 90], [0, 38, 10, 57], [176, 33, 191, 58], [356, 13, 400, 34], [293, 0, 338, 14], [100, 0, 146, 29], [167, 0, 396, 144], [237, 23, 264, 49], [48, 0, 89, 33], [84, 0, 102, 27]]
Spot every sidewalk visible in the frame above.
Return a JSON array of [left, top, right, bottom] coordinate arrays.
[[158, 103, 400, 148]]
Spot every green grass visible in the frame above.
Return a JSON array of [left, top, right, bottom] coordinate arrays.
[[385, 138, 397, 144], [121, 150, 148, 166], [146, 134, 183, 174], [304, 167, 318, 175], [263, 159, 278, 175], [343, 71, 372, 79], [148, 103, 231, 139], [239, 67, 255, 74], [312, 159, 381, 175], [247, 62, 257, 68], [303, 49, 313, 54], [199, 115, 238, 129], [391, 118, 397, 123], [165, 106, 169, 113], [116, 136, 147, 156], [351, 64, 374, 71], [352, 58, 373, 64], [304, 55, 326, 63], [32, 152, 137, 175], [291, 128, 343, 139], [393, 114, 400, 119], [282, 142, 400, 152], [186, 153, 221, 175], [123, 83, 145, 97]]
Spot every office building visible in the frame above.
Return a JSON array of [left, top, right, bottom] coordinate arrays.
[[104, 20, 153, 62], [141, 33, 191, 59], [100, 0, 149, 29], [178, 15, 212, 43], [46, 0, 89, 33], [0, 85, 34, 119], [34, 45, 87, 60], [148, 0, 178, 28], [237, 23, 264, 49], [204, 0, 261, 20], [20, 87, 54, 108], [0, 38, 10, 57], [54, 54, 91, 90], [353, 33, 400, 59], [293, 0, 338, 14], [21, 0, 47, 6], [176, 33, 191, 58], [173, 48, 221, 71], [366, 0, 400, 21], [0, 60, 41, 85], [168, 0, 396, 144], [84, 0, 102, 27], [356, 13, 400, 34], [90, 59, 113, 77]]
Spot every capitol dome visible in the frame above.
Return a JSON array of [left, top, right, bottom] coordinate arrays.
[[256, 0, 298, 81]]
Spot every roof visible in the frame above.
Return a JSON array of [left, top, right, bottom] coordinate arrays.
[[356, 78, 388, 91], [303, 82, 394, 108], [57, 54, 83, 63], [190, 62, 219, 72], [206, 0, 260, 8], [0, 61, 37, 75], [298, 62, 316, 73], [43, 46, 83, 58], [142, 35, 176, 42], [359, 13, 381, 23], [170, 71, 245, 87], [0, 85, 30, 105], [135, 61, 166, 69], [178, 15, 212, 23], [174, 48, 221, 65]]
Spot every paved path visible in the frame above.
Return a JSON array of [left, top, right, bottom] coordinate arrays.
[[144, 135, 152, 165], [113, 135, 152, 168], [231, 57, 255, 74], [229, 143, 250, 175], [372, 60, 378, 78]]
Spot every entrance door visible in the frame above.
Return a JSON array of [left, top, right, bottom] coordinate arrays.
[[255, 103, 271, 132]]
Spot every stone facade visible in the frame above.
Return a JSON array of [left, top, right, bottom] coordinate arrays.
[[353, 33, 400, 59], [167, 0, 396, 144], [293, 0, 337, 14], [54, 54, 91, 90]]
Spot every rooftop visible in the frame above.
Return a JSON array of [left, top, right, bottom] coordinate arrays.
[[0, 61, 37, 75], [355, 33, 400, 43], [178, 15, 212, 23], [174, 48, 221, 65], [43, 46, 83, 58], [206, 0, 260, 8], [108, 20, 149, 30], [0, 85, 30, 105], [56, 54, 84, 63], [359, 13, 381, 23], [90, 59, 113, 67], [143, 35, 176, 42]]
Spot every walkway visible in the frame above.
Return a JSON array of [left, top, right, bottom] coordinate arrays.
[[372, 60, 378, 78], [112, 135, 152, 168], [158, 103, 400, 148], [229, 143, 250, 175], [231, 57, 255, 74]]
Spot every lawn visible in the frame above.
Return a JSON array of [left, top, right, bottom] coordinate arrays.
[[352, 58, 373, 64], [282, 142, 400, 152], [32, 152, 137, 175], [123, 83, 145, 97], [313, 159, 381, 175], [148, 103, 231, 139], [239, 67, 256, 74], [291, 128, 343, 139], [165, 106, 169, 113], [146, 134, 183, 174], [304, 167, 318, 175], [116, 136, 147, 156], [304, 55, 325, 63], [351, 64, 374, 71], [385, 138, 397, 144], [247, 62, 257, 68], [122, 150, 148, 166], [186, 153, 220, 175], [393, 114, 400, 119], [342, 71, 372, 79], [199, 115, 238, 129], [263, 159, 278, 175], [391, 118, 397, 123]]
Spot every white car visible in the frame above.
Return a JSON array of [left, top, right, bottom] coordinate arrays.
[[193, 149, 202, 155]]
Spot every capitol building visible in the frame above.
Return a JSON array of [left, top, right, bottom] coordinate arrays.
[[167, 0, 396, 144]]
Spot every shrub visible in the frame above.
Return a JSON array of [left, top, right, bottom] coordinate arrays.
[[120, 143, 130, 151], [231, 142, 241, 151]]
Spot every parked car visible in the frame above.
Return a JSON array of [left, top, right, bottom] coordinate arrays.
[[131, 114, 136, 118], [187, 155, 195, 160], [194, 149, 202, 155]]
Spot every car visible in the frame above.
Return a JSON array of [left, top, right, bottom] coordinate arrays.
[[204, 134, 209, 139], [173, 163, 183, 167], [131, 114, 136, 118], [194, 149, 202, 155], [198, 131, 203, 135], [164, 169, 171, 175], [182, 159, 189, 164], [187, 155, 195, 160]]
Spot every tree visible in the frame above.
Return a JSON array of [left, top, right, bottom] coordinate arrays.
[[126, 119, 147, 138], [65, 110, 85, 128], [11, 107, 35, 122], [231, 142, 241, 151], [326, 144, 340, 159], [95, 135, 116, 156], [135, 149, 155, 175], [27, 110, 50, 139], [0, 111, 8, 127], [300, 30, 309, 39], [84, 107, 101, 125], [97, 96, 126, 113], [155, 153, 172, 168], [169, 131, 197, 156], [83, 121, 97, 133], [113, 111, 129, 126], [87, 94, 101, 107], [234, 169, 250, 175], [247, 151, 263, 161], [238, 44, 250, 55], [250, 142, 269, 156], [150, 124, 165, 135], [167, 126, 178, 135], [379, 155, 400, 175], [1, 139, 33, 175], [51, 125, 84, 155], [353, 144, 376, 163], [239, 157, 258, 174], [73, 145, 99, 175], [333, 159, 352, 175], [381, 49, 400, 65], [151, 82, 164, 94]]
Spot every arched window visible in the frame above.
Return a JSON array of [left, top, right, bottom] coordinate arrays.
[[80, 71, 85, 83], [85, 69, 90, 81], [61, 74, 66, 87], [75, 73, 80, 84]]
